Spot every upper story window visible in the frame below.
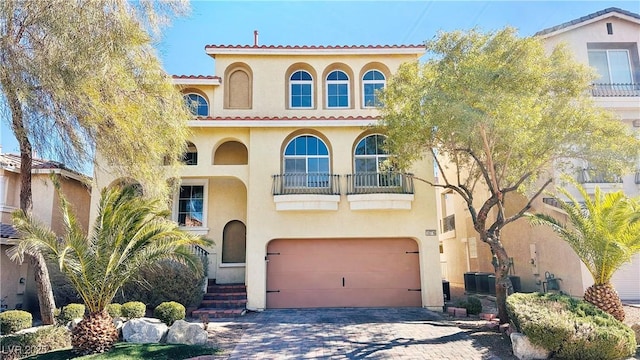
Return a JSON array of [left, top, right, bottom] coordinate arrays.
[[353, 134, 400, 188], [283, 135, 330, 187], [183, 142, 197, 165], [326, 70, 349, 108], [290, 70, 313, 108], [588, 49, 633, 85], [362, 70, 386, 107], [184, 94, 209, 117]]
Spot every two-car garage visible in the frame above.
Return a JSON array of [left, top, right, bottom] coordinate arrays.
[[266, 238, 422, 308]]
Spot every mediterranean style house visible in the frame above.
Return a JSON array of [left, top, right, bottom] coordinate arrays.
[[440, 7, 640, 301], [0, 152, 91, 311], [88, 42, 444, 312]]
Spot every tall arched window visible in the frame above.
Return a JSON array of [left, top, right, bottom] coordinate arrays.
[[362, 70, 386, 107], [289, 70, 313, 108], [326, 70, 349, 108], [354, 134, 398, 187], [284, 135, 329, 188], [184, 94, 209, 116]]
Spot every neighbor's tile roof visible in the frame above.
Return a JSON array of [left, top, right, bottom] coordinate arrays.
[[535, 7, 640, 36], [1, 153, 67, 171], [0, 223, 19, 239], [204, 44, 425, 51], [193, 116, 378, 121], [172, 75, 221, 80]]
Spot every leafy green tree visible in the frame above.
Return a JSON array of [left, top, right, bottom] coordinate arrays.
[[527, 181, 640, 321], [379, 28, 638, 323], [9, 184, 212, 354], [0, 0, 191, 323]]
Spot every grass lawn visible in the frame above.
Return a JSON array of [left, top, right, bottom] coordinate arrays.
[[23, 343, 219, 360]]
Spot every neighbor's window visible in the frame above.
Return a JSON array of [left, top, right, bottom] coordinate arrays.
[[326, 70, 349, 108], [289, 70, 313, 108], [177, 185, 204, 227], [184, 94, 209, 117], [362, 70, 386, 107], [588, 49, 633, 84]]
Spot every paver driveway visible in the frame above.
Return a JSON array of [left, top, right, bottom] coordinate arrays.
[[225, 308, 502, 359]]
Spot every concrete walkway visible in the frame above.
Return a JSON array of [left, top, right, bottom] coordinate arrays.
[[222, 308, 502, 359]]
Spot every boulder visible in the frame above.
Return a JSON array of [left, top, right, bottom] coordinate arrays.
[[66, 318, 82, 330], [510, 332, 550, 360], [631, 323, 640, 343], [166, 320, 208, 345], [122, 317, 168, 343]]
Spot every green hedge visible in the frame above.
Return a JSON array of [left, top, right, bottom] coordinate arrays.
[[121, 301, 146, 318], [0, 310, 32, 334], [54, 303, 85, 325], [0, 325, 70, 360], [506, 292, 636, 360], [116, 259, 207, 308], [106, 303, 122, 318], [456, 296, 482, 315], [154, 301, 186, 326]]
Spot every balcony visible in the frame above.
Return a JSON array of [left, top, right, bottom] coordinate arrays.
[[272, 173, 340, 211], [346, 172, 414, 195], [576, 168, 622, 184], [346, 172, 414, 210], [591, 83, 640, 97]]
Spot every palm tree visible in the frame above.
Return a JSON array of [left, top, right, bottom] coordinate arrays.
[[527, 181, 640, 321], [9, 183, 212, 354]]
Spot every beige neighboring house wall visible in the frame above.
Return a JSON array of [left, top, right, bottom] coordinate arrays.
[[90, 44, 445, 311], [0, 154, 91, 311], [440, 8, 640, 301]]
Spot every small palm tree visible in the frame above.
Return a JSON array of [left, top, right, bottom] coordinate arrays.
[[9, 184, 212, 354], [527, 181, 640, 321]]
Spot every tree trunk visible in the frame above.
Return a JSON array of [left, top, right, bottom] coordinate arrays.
[[488, 236, 513, 325], [8, 83, 57, 324]]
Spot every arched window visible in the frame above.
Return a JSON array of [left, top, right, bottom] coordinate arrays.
[[183, 142, 197, 165], [354, 134, 398, 187], [222, 220, 246, 263], [284, 135, 329, 188], [184, 93, 209, 116], [326, 70, 349, 108], [289, 70, 313, 108], [362, 70, 386, 107]]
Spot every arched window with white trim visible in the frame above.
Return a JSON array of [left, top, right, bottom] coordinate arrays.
[[283, 135, 330, 188], [362, 70, 385, 107], [184, 93, 209, 116], [289, 70, 313, 108], [326, 70, 349, 108]]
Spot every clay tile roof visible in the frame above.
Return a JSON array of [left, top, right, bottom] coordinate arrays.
[[204, 44, 425, 51], [0, 223, 19, 239], [171, 75, 221, 80], [535, 7, 640, 36], [194, 116, 378, 121], [0, 153, 85, 178]]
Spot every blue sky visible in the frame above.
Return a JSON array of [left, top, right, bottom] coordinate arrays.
[[2, 0, 639, 157]]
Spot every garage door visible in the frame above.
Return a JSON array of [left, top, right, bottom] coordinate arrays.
[[266, 238, 421, 308], [612, 253, 640, 301]]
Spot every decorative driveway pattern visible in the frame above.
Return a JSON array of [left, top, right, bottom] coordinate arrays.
[[227, 308, 502, 359]]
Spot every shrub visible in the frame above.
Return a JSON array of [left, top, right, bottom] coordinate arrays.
[[0, 310, 32, 334], [121, 301, 146, 318], [116, 259, 207, 308], [507, 292, 636, 360], [55, 303, 85, 325], [0, 325, 71, 360], [47, 260, 82, 306], [106, 303, 122, 318], [456, 296, 482, 315], [154, 301, 186, 326]]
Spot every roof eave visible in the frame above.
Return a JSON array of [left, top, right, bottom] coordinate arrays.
[[536, 11, 640, 38]]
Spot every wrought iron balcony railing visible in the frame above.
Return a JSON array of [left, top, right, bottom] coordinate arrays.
[[577, 168, 622, 184], [591, 83, 640, 97], [272, 173, 340, 195], [346, 172, 414, 195]]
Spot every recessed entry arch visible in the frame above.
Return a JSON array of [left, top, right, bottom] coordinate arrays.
[[222, 220, 246, 263]]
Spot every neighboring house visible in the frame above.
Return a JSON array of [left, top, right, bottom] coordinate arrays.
[[440, 8, 640, 301], [0, 152, 91, 311], [89, 42, 444, 311]]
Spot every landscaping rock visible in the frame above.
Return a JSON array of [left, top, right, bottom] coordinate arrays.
[[510, 332, 550, 360], [631, 323, 640, 343], [122, 317, 168, 343], [166, 320, 208, 345], [66, 318, 82, 330]]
